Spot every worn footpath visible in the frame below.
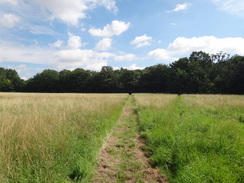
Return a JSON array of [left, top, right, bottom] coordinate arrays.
[[91, 95, 168, 183]]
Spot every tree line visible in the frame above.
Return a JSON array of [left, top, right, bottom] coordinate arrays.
[[0, 51, 243, 94]]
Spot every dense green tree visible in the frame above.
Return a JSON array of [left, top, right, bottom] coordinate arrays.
[[6, 69, 24, 91], [139, 64, 169, 93], [2, 51, 243, 94], [168, 57, 190, 93], [69, 68, 91, 93], [118, 68, 140, 93], [169, 52, 214, 93], [229, 55, 244, 94], [0, 68, 7, 91], [93, 66, 118, 93], [0, 68, 23, 92], [59, 69, 72, 92], [188, 52, 214, 93], [214, 55, 244, 94], [25, 69, 59, 92]]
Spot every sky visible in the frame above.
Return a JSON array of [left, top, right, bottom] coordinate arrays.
[[0, 0, 244, 79]]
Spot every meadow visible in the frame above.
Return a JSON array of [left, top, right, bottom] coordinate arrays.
[[135, 94, 244, 183], [0, 93, 126, 182], [0, 93, 243, 182]]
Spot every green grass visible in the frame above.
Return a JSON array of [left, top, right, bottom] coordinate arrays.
[[135, 94, 244, 183], [0, 93, 126, 182], [114, 96, 146, 182], [93, 95, 147, 183]]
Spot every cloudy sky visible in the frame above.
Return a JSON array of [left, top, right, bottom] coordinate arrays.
[[1, 0, 244, 79]]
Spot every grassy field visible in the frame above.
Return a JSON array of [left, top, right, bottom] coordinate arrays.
[[0, 93, 126, 182], [1, 93, 243, 182], [135, 94, 244, 183]]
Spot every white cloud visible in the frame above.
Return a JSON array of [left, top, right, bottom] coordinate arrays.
[[7, 64, 46, 79], [125, 64, 144, 70], [1, 0, 119, 27], [211, 0, 244, 17], [21, 77, 28, 80], [9, 64, 28, 74], [148, 49, 177, 62], [0, 41, 54, 64], [0, 44, 111, 71], [29, 0, 118, 25], [113, 53, 137, 61], [0, 1, 54, 34], [113, 64, 144, 71], [88, 0, 118, 13], [67, 33, 82, 49], [49, 40, 64, 48], [168, 36, 244, 55], [100, 0, 118, 13], [148, 36, 244, 62], [31, 0, 87, 25], [0, 40, 137, 72], [131, 34, 152, 48], [84, 61, 107, 71], [0, 0, 17, 5], [0, 13, 19, 28], [29, 25, 57, 35], [166, 3, 191, 13], [95, 38, 113, 51], [54, 49, 111, 70], [89, 20, 130, 37]]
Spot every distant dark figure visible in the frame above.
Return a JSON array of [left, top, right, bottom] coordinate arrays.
[[178, 93, 181, 96], [129, 92, 132, 95]]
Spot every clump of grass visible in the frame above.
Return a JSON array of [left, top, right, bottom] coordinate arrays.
[[0, 93, 126, 182], [136, 94, 244, 183]]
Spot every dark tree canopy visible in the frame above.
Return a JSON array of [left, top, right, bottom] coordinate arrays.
[[0, 68, 24, 92], [1, 51, 243, 94]]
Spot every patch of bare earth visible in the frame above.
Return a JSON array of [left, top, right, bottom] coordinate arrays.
[[91, 96, 168, 183]]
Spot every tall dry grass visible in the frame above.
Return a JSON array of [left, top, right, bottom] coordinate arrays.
[[0, 93, 126, 182]]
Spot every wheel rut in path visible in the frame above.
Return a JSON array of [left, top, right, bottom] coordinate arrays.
[[91, 95, 168, 183]]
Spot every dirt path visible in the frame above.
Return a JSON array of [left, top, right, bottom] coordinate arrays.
[[91, 96, 168, 183]]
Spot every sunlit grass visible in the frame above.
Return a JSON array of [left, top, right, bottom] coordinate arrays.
[[0, 93, 126, 182], [184, 94, 244, 107], [135, 94, 244, 182], [135, 94, 177, 109]]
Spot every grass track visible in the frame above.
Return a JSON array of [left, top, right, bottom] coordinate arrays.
[[92, 95, 167, 183]]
